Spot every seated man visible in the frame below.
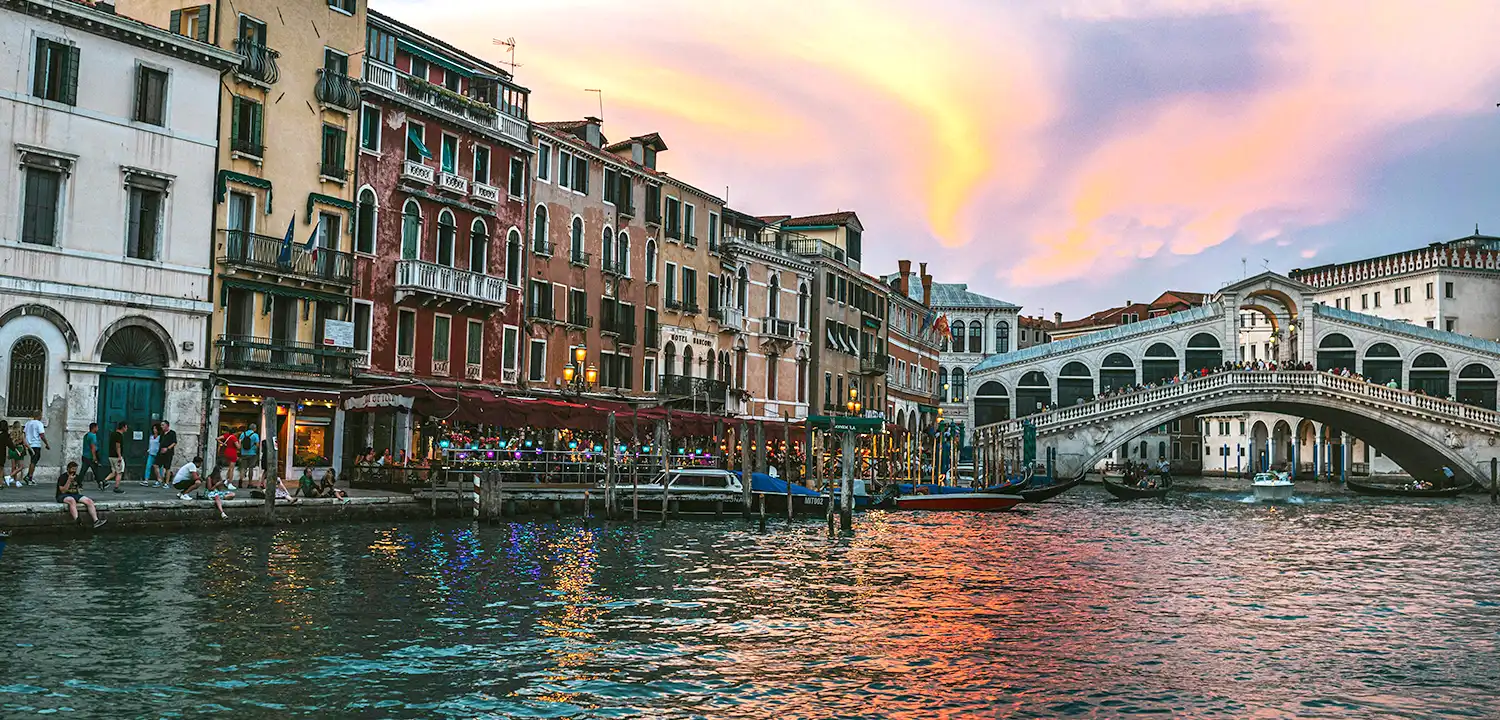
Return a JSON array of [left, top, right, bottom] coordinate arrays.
[[57, 461, 105, 528], [172, 456, 205, 500], [296, 467, 318, 498]]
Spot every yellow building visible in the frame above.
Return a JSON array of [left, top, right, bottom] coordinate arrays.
[[117, 0, 366, 474]]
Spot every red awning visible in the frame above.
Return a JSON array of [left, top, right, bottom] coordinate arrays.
[[225, 384, 342, 403]]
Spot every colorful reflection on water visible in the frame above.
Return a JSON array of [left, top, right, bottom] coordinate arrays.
[[2, 485, 1499, 718]]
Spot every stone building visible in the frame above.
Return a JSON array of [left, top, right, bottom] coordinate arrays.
[[718, 209, 813, 422], [927, 281, 1021, 446], [0, 0, 238, 478], [880, 261, 942, 434]]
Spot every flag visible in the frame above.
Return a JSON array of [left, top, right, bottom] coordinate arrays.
[[275, 217, 295, 267], [934, 314, 950, 338], [303, 223, 320, 260]]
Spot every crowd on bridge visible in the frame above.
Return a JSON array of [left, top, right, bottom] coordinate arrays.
[[1038, 360, 1322, 413]]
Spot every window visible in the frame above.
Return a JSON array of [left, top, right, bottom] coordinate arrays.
[[436, 211, 456, 266], [557, 149, 572, 188], [353, 301, 372, 362], [568, 288, 588, 327], [400, 199, 421, 260], [32, 38, 78, 105], [1446, 318, 1456, 332], [470, 219, 489, 274], [708, 212, 720, 249], [170, 5, 211, 40], [440, 134, 458, 174], [20, 166, 62, 246], [644, 357, 657, 393], [570, 216, 585, 261], [767, 355, 779, 398], [1361, 294, 1369, 310], [798, 284, 809, 327], [1393, 288, 1402, 305], [684, 204, 696, 244], [682, 267, 698, 309], [645, 239, 658, 282], [665, 196, 681, 238], [532, 205, 549, 253], [528, 338, 546, 381], [508, 156, 524, 198], [356, 188, 376, 254], [406, 121, 427, 162], [506, 228, 522, 284], [616, 232, 630, 277], [665, 261, 678, 305], [396, 309, 416, 358], [328, 0, 354, 13], [124, 186, 164, 260], [537, 142, 551, 181], [837, 276, 847, 303], [409, 56, 429, 82], [5, 338, 46, 417], [797, 360, 807, 403], [502, 326, 519, 377], [474, 145, 491, 185], [133, 66, 168, 126], [1373, 291, 1381, 308], [602, 227, 615, 271], [969, 321, 982, 354], [1445, 282, 1454, 299], [569, 154, 588, 194], [230, 96, 264, 156], [367, 25, 395, 64], [320, 124, 348, 178], [1426, 282, 1434, 299], [996, 321, 1010, 353], [1403, 287, 1411, 303], [432, 315, 451, 369], [951, 321, 966, 353], [527, 280, 553, 320]]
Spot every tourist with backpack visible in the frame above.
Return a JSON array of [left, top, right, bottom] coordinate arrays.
[[238, 423, 261, 489]]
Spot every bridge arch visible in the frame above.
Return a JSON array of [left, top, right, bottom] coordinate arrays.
[[1249, 420, 1270, 472], [1057, 361, 1093, 407], [1016, 371, 1050, 416], [1185, 333, 1223, 373], [1100, 352, 1135, 392], [974, 381, 1010, 425], [1457, 364, 1497, 409], [1142, 342, 1178, 384], [1316, 333, 1355, 371], [1363, 342, 1402, 387], [1409, 353, 1449, 396]]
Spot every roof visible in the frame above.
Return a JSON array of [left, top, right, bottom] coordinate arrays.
[[1018, 316, 1055, 330], [533, 122, 724, 205], [602, 132, 668, 153], [21, 0, 242, 70], [757, 215, 791, 224], [1291, 233, 1500, 277], [368, 9, 516, 84], [1051, 290, 1209, 332], [926, 282, 1020, 310], [784, 211, 861, 228]]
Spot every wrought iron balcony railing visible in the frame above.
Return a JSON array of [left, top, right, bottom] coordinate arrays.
[[220, 229, 353, 285], [233, 38, 280, 85], [314, 68, 359, 110], [216, 334, 353, 377]]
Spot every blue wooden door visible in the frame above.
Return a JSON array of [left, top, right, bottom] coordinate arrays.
[[99, 368, 164, 478]]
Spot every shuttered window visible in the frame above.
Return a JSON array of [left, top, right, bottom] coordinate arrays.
[[32, 38, 78, 105], [133, 66, 168, 126]]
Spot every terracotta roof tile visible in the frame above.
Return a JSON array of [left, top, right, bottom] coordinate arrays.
[[784, 211, 860, 227]]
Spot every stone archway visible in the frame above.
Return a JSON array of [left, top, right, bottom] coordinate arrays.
[[1250, 420, 1270, 473], [1271, 419, 1293, 471], [98, 323, 172, 478]]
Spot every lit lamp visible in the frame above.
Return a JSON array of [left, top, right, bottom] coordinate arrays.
[[846, 387, 862, 415], [563, 347, 597, 394]]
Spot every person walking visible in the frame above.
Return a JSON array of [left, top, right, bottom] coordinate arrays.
[[157, 421, 178, 489], [218, 429, 240, 490], [140, 423, 161, 488], [1, 419, 15, 487], [56, 461, 105, 528], [80, 422, 102, 489], [238, 423, 260, 489], [6, 421, 25, 483], [23, 413, 48, 486], [104, 421, 128, 492]]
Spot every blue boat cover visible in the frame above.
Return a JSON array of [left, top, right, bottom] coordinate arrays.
[[738, 471, 822, 496]]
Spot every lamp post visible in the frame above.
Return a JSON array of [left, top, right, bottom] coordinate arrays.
[[563, 346, 599, 396]]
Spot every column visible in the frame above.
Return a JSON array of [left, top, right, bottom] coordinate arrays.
[[62, 360, 107, 466], [331, 407, 346, 475], [283, 404, 297, 480]]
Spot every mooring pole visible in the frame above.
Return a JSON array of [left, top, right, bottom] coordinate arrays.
[[1491, 457, 1497, 505], [657, 419, 669, 527], [739, 421, 752, 517], [472, 471, 480, 520], [784, 414, 792, 522], [262, 399, 278, 521], [840, 430, 855, 534], [605, 411, 617, 520]]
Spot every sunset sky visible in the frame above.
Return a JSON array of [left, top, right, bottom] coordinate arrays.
[[383, 0, 1500, 318]]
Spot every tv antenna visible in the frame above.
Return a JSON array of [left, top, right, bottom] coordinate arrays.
[[584, 88, 604, 121], [491, 37, 522, 73]]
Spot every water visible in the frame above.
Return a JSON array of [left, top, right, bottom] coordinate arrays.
[[3, 484, 1499, 718]]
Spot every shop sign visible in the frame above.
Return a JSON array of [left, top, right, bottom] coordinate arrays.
[[324, 320, 355, 348], [343, 393, 415, 411]]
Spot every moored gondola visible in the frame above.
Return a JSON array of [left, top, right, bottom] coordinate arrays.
[[1346, 477, 1474, 498], [1102, 474, 1171, 500], [1019, 477, 1082, 502]]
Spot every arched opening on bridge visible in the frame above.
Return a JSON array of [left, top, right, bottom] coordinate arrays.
[[1057, 361, 1093, 407], [1319, 425, 1346, 479], [1295, 419, 1318, 479], [1316, 333, 1355, 372], [1408, 353, 1449, 396], [1271, 420, 1293, 471], [1457, 363, 1497, 409], [1362, 342, 1402, 387], [1250, 420, 1269, 473], [1142, 342, 1178, 384], [1100, 352, 1135, 392], [974, 381, 1010, 425], [1184, 333, 1223, 373], [1016, 371, 1050, 416]]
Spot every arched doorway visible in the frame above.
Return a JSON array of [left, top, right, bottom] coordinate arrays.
[[1250, 420, 1269, 473], [974, 381, 1010, 425], [1015, 371, 1050, 416], [1271, 420, 1292, 471], [1100, 352, 1134, 392], [1408, 352, 1448, 396], [1317, 333, 1355, 372], [1057, 361, 1093, 406], [99, 324, 169, 478], [1142, 342, 1178, 384], [1295, 419, 1318, 479], [1185, 333, 1222, 373], [1362, 342, 1402, 387], [1457, 364, 1497, 409]]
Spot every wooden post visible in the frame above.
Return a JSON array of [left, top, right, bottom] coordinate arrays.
[[605, 412, 617, 520], [755, 420, 767, 479], [714, 419, 725, 469], [739, 421, 752, 516], [496, 468, 507, 518], [631, 409, 640, 521], [840, 430, 855, 534], [1491, 457, 1497, 505], [658, 419, 669, 527], [472, 471, 480, 520], [784, 414, 792, 522], [758, 492, 766, 532], [821, 429, 834, 537], [262, 399, 278, 521]]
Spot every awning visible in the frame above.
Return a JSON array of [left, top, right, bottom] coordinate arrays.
[[408, 126, 432, 159], [216, 170, 273, 214], [223, 384, 341, 403], [220, 279, 350, 305]]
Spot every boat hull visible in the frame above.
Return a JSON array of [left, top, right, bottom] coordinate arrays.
[[1252, 482, 1295, 501], [1019, 478, 1081, 502], [894, 493, 1022, 512], [1102, 477, 1171, 500], [1346, 479, 1475, 498]]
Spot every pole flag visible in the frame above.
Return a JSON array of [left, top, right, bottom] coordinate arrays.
[[303, 223, 320, 261], [276, 217, 295, 267]]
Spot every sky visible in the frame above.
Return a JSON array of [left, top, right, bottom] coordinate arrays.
[[381, 0, 1500, 319]]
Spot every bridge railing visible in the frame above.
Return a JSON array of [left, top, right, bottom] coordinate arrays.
[[990, 370, 1500, 436]]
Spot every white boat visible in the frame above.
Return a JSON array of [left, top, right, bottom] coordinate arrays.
[[1251, 471, 1295, 501], [623, 468, 743, 495]]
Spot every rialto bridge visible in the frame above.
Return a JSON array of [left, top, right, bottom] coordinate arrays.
[[968, 273, 1500, 484]]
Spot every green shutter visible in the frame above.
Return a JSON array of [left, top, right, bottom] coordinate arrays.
[[251, 102, 263, 146], [32, 39, 46, 97], [230, 97, 241, 143], [196, 5, 211, 42], [169, 9, 182, 35], [61, 44, 79, 106]]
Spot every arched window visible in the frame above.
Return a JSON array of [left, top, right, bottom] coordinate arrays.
[[951, 367, 966, 401], [616, 231, 630, 277], [601, 226, 614, 270], [995, 320, 1010, 354], [1142, 342, 1178, 384], [974, 381, 1010, 425], [719, 351, 731, 386], [532, 205, 549, 253], [5, 337, 46, 417], [400, 200, 421, 260], [435, 210, 456, 266], [469, 219, 488, 274], [951, 321, 966, 353], [969, 320, 983, 354], [798, 283, 809, 328], [1016, 371, 1050, 416], [645, 239, 657, 282], [1057, 361, 1093, 406], [737, 267, 749, 310], [355, 187, 377, 255], [1185, 332, 1222, 373], [663, 342, 676, 377], [938, 366, 949, 396], [768, 273, 780, 318], [505, 228, 522, 284], [570, 216, 585, 262], [1317, 333, 1356, 372], [682, 346, 694, 378]]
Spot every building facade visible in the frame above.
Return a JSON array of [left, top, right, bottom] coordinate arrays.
[[0, 0, 238, 477], [881, 261, 942, 434], [926, 282, 1021, 446], [718, 209, 813, 421]]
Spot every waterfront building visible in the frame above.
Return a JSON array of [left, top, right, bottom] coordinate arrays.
[[119, 0, 367, 475], [880, 261, 943, 435], [927, 282, 1022, 441], [1046, 291, 1208, 342], [718, 210, 814, 422], [1017, 315, 1055, 349], [342, 9, 531, 463], [0, 0, 239, 477]]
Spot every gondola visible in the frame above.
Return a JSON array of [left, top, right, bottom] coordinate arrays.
[[1019, 477, 1082, 502], [1345, 477, 1475, 498], [1102, 474, 1171, 500]]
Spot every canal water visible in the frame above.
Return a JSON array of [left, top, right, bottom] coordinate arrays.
[[3, 483, 1498, 718]]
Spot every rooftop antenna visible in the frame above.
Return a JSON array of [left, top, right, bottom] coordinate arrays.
[[491, 37, 522, 73], [1241, 257, 1247, 279], [584, 88, 604, 121]]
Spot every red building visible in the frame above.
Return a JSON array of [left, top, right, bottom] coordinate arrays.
[[345, 10, 531, 460]]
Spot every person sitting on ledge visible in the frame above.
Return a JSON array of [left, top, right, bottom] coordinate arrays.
[[172, 456, 204, 501], [203, 466, 235, 520], [296, 467, 318, 498], [318, 468, 348, 501], [57, 461, 105, 528]]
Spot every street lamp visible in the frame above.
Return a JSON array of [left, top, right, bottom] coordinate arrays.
[[846, 387, 862, 415], [563, 346, 597, 395]]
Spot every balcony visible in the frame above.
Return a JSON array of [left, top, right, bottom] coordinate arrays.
[[526, 304, 555, 323], [569, 249, 591, 267], [760, 317, 797, 342], [715, 305, 746, 333], [363, 58, 529, 146], [665, 298, 682, 311], [233, 38, 280, 86], [396, 354, 414, 373], [314, 68, 359, 111], [601, 255, 626, 278], [682, 301, 701, 315], [219, 230, 353, 286], [216, 335, 353, 378], [229, 135, 263, 160], [319, 162, 349, 183], [437, 171, 468, 195], [684, 234, 698, 249], [646, 207, 662, 226], [466, 362, 482, 380], [432, 359, 450, 377], [789, 236, 855, 268], [564, 312, 593, 330], [859, 353, 890, 376], [533, 240, 554, 257], [402, 160, 435, 185], [471, 182, 500, 205], [353, 350, 370, 369], [659, 374, 729, 412], [502, 367, 519, 384], [394, 259, 507, 309], [665, 227, 681, 241]]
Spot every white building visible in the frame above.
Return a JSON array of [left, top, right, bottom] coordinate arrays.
[[0, 0, 238, 477], [928, 283, 1020, 451]]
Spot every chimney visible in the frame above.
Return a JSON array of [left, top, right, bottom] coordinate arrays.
[[1054, 311, 1062, 326], [919, 262, 933, 307], [897, 260, 911, 296], [583, 116, 603, 148]]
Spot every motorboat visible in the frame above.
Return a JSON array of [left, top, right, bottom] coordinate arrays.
[[894, 492, 1023, 512], [1346, 477, 1475, 498], [1251, 472, 1295, 502], [623, 468, 743, 495]]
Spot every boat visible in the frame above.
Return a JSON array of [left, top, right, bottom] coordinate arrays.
[[742, 472, 827, 516], [1102, 474, 1171, 500], [1019, 477, 1082, 502], [894, 492, 1023, 512], [1251, 471, 1295, 502], [1346, 477, 1475, 498]]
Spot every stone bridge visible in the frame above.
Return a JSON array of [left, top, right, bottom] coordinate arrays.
[[967, 273, 1500, 484]]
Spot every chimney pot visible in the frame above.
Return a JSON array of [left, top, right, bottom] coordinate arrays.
[[1054, 311, 1062, 325], [897, 260, 912, 296]]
